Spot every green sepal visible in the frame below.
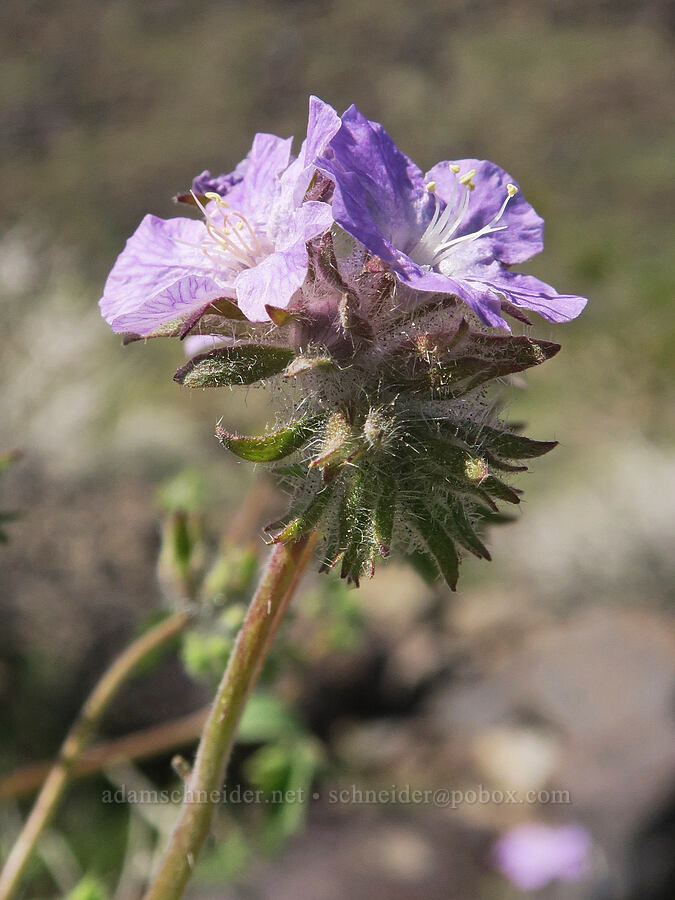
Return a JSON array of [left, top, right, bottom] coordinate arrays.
[[444, 500, 491, 561], [405, 548, 440, 585], [215, 416, 322, 463], [318, 525, 343, 573], [414, 335, 559, 395], [309, 410, 354, 470], [175, 344, 295, 388], [410, 501, 460, 591], [338, 468, 376, 586], [451, 420, 558, 460], [482, 475, 522, 504], [373, 474, 397, 558], [417, 434, 471, 476], [269, 481, 338, 544], [482, 452, 528, 473]]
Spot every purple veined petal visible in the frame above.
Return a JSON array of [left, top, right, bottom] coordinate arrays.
[[277, 96, 341, 213], [316, 104, 434, 254], [234, 242, 308, 321], [302, 96, 342, 167], [426, 159, 544, 265], [394, 255, 509, 328], [318, 164, 403, 266], [276, 200, 334, 251], [482, 270, 588, 323], [99, 214, 235, 335], [225, 133, 294, 217], [108, 278, 229, 336]]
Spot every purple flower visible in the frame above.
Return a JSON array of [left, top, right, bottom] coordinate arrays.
[[100, 97, 340, 335], [316, 105, 587, 329], [493, 823, 592, 891]]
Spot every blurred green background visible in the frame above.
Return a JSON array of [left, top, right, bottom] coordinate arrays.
[[1, 1, 674, 898]]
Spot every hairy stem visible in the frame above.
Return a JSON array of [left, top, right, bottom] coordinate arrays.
[[143, 535, 315, 900], [0, 610, 192, 900]]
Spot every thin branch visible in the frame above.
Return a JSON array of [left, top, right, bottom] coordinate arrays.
[[0, 610, 192, 900], [0, 708, 210, 802]]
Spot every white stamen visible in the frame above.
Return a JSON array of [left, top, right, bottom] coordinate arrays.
[[409, 171, 519, 270], [189, 190, 267, 268]]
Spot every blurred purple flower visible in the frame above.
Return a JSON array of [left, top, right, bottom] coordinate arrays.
[[493, 823, 592, 891], [100, 97, 340, 335], [316, 105, 587, 329]]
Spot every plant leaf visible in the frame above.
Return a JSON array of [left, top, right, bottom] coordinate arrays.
[[482, 475, 522, 504], [451, 420, 558, 460], [410, 501, 459, 590], [444, 500, 491, 560], [175, 344, 295, 388], [373, 473, 397, 558], [216, 416, 322, 463], [269, 481, 338, 543]]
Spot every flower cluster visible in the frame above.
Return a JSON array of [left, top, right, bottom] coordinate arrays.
[[100, 98, 587, 588]]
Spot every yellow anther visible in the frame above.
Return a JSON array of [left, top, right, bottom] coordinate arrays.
[[236, 220, 244, 230], [459, 168, 476, 190], [448, 163, 461, 173], [425, 181, 436, 193], [204, 191, 228, 206], [506, 183, 518, 198]]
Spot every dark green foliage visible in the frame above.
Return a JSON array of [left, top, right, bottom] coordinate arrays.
[[409, 501, 460, 591], [448, 420, 558, 460]]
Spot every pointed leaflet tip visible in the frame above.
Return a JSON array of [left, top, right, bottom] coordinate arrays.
[[264, 304, 300, 326], [482, 476, 522, 504]]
